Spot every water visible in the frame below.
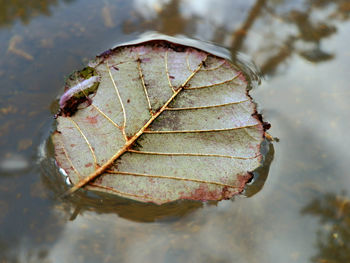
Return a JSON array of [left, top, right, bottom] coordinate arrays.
[[0, 0, 349, 262]]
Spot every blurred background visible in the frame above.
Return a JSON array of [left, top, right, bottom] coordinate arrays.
[[0, 0, 349, 262]]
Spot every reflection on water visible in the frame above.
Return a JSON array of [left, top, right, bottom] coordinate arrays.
[[124, 0, 349, 75], [0, 0, 74, 27], [0, 0, 350, 262], [302, 192, 350, 262]]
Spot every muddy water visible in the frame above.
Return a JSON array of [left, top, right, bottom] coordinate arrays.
[[1, 0, 349, 262]]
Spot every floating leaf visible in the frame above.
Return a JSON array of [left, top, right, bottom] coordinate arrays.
[[52, 37, 268, 204]]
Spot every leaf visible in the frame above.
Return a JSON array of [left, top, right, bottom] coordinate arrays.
[[52, 38, 268, 204]]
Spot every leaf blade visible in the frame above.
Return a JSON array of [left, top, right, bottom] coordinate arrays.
[[53, 40, 266, 204]]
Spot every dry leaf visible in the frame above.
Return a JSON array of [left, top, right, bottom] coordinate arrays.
[[52, 37, 268, 204]]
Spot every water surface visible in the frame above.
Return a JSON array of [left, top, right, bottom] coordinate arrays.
[[1, 0, 349, 262]]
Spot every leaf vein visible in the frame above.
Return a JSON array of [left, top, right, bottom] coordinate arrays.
[[106, 171, 240, 188], [127, 149, 260, 160], [185, 51, 195, 73], [137, 56, 153, 114], [166, 99, 249, 110], [60, 141, 82, 180], [67, 117, 97, 166], [91, 104, 123, 130], [88, 183, 153, 199], [144, 124, 259, 134], [200, 60, 225, 71], [165, 50, 176, 92], [107, 63, 128, 141], [185, 72, 241, 90]]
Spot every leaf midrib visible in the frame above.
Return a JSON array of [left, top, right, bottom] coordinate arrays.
[[63, 56, 206, 196]]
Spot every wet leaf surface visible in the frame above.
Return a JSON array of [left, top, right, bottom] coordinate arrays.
[[53, 39, 267, 204]]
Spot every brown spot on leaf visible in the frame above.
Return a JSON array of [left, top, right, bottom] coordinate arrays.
[[85, 163, 93, 168], [221, 186, 233, 199], [86, 115, 98, 124], [237, 173, 253, 191], [180, 184, 222, 201]]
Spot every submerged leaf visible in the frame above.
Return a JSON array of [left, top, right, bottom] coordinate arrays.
[[52, 38, 268, 204]]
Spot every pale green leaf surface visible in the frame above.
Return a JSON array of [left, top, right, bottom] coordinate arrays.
[[53, 40, 265, 204]]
